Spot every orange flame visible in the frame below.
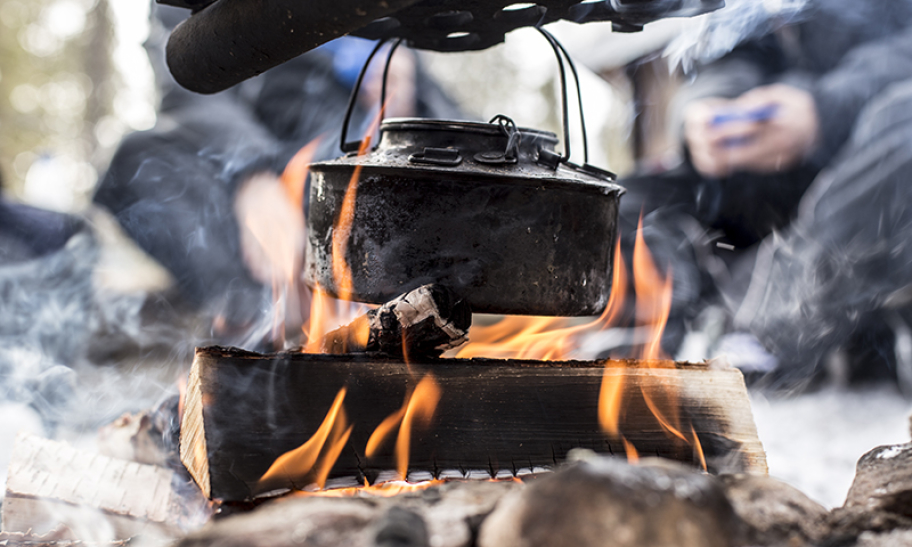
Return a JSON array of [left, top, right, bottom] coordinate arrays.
[[238, 142, 317, 347], [301, 286, 371, 354], [331, 106, 385, 302], [365, 374, 441, 480], [456, 236, 628, 361], [598, 238, 629, 437], [630, 217, 694, 456], [623, 438, 639, 463], [691, 424, 707, 472], [598, 366, 625, 438], [298, 108, 386, 351], [291, 479, 446, 498], [632, 217, 673, 361], [258, 387, 352, 490], [303, 285, 332, 354], [285, 476, 521, 499], [330, 150, 363, 302], [281, 140, 320, 211]]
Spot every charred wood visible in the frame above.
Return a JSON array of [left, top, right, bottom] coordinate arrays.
[[180, 346, 766, 501], [320, 284, 470, 358]]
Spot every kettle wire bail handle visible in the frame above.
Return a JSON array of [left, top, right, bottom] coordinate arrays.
[[340, 37, 405, 153], [534, 26, 589, 167], [488, 114, 522, 161]]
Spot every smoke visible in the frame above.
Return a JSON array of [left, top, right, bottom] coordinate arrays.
[[665, 0, 810, 72], [0, 204, 235, 539]]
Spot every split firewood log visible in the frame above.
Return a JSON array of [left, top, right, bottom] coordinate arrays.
[[320, 284, 471, 358], [2, 432, 210, 541], [180, 347, 767, 501]]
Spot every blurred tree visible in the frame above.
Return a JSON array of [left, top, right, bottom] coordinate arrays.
[[0, 0, 114, 210]]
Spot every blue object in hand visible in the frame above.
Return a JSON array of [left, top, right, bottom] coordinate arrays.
[[710, 104, 779, 126]]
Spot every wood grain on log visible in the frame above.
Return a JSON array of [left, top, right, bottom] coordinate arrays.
[[181, 346, 767, 501]]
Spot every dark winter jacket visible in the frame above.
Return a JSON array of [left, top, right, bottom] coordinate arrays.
[[675, 0, 912, 168]]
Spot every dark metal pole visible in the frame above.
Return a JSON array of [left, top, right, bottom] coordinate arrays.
[[165, 0, 421, 94]]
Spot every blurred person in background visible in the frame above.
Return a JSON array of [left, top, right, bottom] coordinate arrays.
[[93, 4, 462, 349], [620, 0, 912, 390]]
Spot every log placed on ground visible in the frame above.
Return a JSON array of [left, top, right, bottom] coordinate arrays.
[[2, 432, 209, 541], [320, 284, 471, 358], [181, 346, 766, 501]]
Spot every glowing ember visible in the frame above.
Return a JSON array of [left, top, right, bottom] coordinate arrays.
[[292, 479, 446, 499], [285, 476, 522, 499]]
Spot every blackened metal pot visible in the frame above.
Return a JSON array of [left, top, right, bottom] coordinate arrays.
[[304, 118, 624, 316]]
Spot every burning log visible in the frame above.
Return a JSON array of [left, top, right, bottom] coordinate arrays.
[[2, 432, 209, 540], [319, 284, 471, 358], [180, 346, 766, 501]]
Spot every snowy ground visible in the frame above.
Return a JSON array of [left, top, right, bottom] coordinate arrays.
[[751, 384, 912, 508], [1, 354, 908, 511]]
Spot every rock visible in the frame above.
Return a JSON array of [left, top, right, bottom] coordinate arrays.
[[177, 480, 520, 547], [855, 529, 912, 547], [821, 443, 912, 545], [176, 498, 383, 547], [720, 473, 828, 546], [478, 457, 741, 547], [373, 506, 429, 547], [403, 480, 521, 547], [844, 443, 912, 517], [825, 507, 912, 546]]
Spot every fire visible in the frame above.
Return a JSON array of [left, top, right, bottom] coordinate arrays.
[[628, 217, 690, 446], [238, 142, 317, 348], [598, 238, 629, 437], [302, 285, 370, 354], [598, 366, 625, 437], [456, 236, 628, 361], [623, 438, 639, 463], [691, 424, 707, 472], [300, 106, 387, 351], [365, 374, 442, 480], [330, 139, 365, 302], [258, 387, 352, 491], [632, 217, 673, 362], [291, 479, 446, 499], [330, 105, 386, 302]]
